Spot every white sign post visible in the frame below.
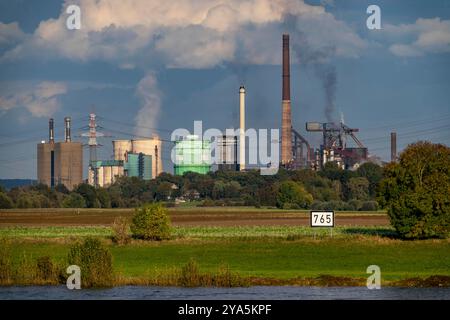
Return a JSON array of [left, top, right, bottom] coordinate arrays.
[[310, 211, 335, 238]]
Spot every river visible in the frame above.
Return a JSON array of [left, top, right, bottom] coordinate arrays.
[[0, 286, 449, 300]]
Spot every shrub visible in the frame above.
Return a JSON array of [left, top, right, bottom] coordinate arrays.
[[179, 258, 201, 287], [16, 253, 36, 284], [112, 216, 131, 245], [36, 256, 57, 282], [198, 198, 215, 207], [0, 239, 12, 284], [67, 237, 114, 287], [131, 203, 172, 240], [361, 201, 379, 211], [378, 142, 450, 239], [348, 199, 363, 211]]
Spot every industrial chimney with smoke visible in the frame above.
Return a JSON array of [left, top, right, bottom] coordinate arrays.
[[281, 34, 293, 166]]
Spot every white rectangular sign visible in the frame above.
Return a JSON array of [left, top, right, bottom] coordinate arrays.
[[310, 211, 334, 227]]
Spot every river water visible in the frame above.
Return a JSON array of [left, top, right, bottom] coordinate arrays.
[[0, 286, 449, 300]]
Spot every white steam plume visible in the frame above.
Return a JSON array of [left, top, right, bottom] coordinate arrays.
[[134, 73, 161, 138]]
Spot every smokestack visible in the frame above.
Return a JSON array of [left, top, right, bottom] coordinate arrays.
[[391, 131, 397, 162], [64, 117, 71, 142], [49, 118, 54, 144], [281, 34, 293, 165], [239, 86, 246, 171]]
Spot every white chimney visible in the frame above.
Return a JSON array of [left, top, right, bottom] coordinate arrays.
[[239, 86, 245, 171]]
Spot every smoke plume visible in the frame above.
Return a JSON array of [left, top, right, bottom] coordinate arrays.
[[134, 72, 161, 137], [284, 15, 338, 123]]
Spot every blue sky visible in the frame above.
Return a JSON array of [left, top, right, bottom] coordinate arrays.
[[0, 0, 449, 179]]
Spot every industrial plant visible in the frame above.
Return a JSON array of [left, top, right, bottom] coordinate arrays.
[[37, 118, 83, 190], [279, 33, 370, 171], [35, 33, 391, 189]]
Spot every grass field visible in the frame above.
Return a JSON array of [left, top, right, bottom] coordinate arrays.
[[0, 225, 396, 239]]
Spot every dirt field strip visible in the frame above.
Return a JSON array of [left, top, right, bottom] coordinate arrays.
[[0, 208, 389, 227]]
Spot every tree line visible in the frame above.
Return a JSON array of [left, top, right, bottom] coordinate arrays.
[[0, 161, 383, 211]]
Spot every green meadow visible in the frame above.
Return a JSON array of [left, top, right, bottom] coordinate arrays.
[[1, 225, 449, 286]]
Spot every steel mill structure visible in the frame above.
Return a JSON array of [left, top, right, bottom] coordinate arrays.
[[37, 118, 83, 190], [279, 33, 368, 171]]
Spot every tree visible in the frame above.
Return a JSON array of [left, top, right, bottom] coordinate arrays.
[[96, 188, 111, 208], [212, 180, 225, 199], [131, 203, 172, 240], [347, 177, 370, 201], [0, 192, 13, 209], [276, 181, 313, 209], [224, 181, 241, 198], [74, 184, 99, 208], [62, 193, 86, 208], [155, 182, 173, 201], [357, 162, 383, 197], [378, 141, 450, 239]]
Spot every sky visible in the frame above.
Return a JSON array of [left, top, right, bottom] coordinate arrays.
[[0, 0, 449, 179]]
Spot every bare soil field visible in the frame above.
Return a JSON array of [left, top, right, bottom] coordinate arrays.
[[0, 208, 389, 227]]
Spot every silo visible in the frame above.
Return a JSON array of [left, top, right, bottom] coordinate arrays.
[[131, 138, 162, 178], [112, 140, 132, 161]]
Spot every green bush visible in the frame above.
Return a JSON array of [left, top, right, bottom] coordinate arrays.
[[131, 203, 172, 240], [379, 141, 450, 239], [67, 237, 114, 287], [276, 181, 313, 209]]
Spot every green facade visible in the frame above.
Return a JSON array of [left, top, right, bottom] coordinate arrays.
[[174, 136, 211, 175]]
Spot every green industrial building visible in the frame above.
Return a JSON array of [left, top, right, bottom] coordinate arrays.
[[174, 135, 211, 175]]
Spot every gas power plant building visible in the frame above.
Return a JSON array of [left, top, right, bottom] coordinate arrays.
[[37, 118, 83, 190], [173, 135, 211, 175]]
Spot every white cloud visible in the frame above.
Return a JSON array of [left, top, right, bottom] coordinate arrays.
[[385, 18, 450, 57], [0, 22, 27, 54], [0, 22, 25, 45], [0, 0, 367, 68], [0, 81, 67, 117]]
